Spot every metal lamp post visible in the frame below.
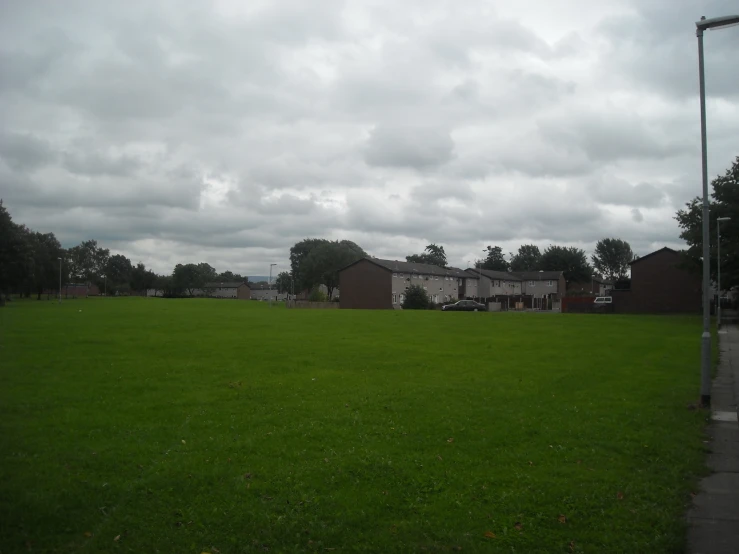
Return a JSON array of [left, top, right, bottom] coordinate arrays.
[[269, 263, 277, 304], [717, 217, 731, 329], [696, 14, 739, 407], [58, 257, 62, 304]]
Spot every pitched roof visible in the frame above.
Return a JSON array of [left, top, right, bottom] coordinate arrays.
[[466, 268, 522, 281], [342, 258, 476, 279], [204, 281, 249, 288], [629, 247, 679, 265], [511, 271, 564, 280]]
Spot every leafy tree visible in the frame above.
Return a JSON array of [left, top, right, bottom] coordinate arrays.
[[290, 238, 330, 291], [402, 284, 429, 310], [509, 244, 542, 272], [301, 240, 366, 298], [275, 271, 292, 294], [406, 244, 447, 267], [540, 245, 592, 283], [67, 239, 109, 283], [0, 203, 34, 298], [28, 232, 64, 299], [216, 270, 246, 282], [172, 263, 216, 296], [102, 254, 133, 292], [676, 155, 739, 289], [591, 238, 634, 281], [130, 262, 157, 294], [478, 245, 508, 271]]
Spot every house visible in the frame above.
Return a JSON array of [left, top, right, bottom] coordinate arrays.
[[610, 247, 701, 313], [249, 283, 287, 301], [339, 258, 479, 309], [202, 282, 251, 300], [567, 276, 614, 296], [466, 269, 566, 309]]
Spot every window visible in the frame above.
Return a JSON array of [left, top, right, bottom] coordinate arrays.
[[400, 294, 405, 303], [392, 293, 397, 304], [529, 281, 535, 286], [399, 273, 404, 278], [435, 276, 439, 280], [547, 280, 553, 287], [393, 273, 398, 278], [496, 280, 500, 287]]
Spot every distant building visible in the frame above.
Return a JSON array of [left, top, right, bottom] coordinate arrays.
[[202, 282, 251, 300]]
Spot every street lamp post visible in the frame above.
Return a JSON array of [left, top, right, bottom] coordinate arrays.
[[269, 263, 277, 304], [717, 217, 731, 329], [696, 14, 739, 407], [58, 257, 62, 304]]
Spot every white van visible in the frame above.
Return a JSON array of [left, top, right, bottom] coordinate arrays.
[[594, 296, 613, 305]]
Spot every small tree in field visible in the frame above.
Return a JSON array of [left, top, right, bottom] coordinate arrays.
[[402, 284, 429, 310]]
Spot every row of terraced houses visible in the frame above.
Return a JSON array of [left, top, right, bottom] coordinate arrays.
[[338, 248, 702, 313], [337, 258, 578, 310]]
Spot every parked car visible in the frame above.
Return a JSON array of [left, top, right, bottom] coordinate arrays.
[[442, 300, 487, 312]]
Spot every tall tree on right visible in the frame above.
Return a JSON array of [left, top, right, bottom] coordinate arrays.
[[591, 238, 635, 281], [540, 246, 592, 284], [509, 244, 542, 272], [676, 155, 739, 289]]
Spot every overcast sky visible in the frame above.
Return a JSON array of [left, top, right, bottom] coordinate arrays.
[[1, 0, 738, 276]]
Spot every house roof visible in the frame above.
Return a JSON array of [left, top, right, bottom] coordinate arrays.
[[204, 281, 249, 288], [511, 271, 564, 280], [629, 247, 679, 265], [592, 276, 614, 285], [341, 257, 476, 279], [466, 268, 522, 281]]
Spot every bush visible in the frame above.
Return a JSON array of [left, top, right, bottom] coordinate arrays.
[[308, 287, 328, 302], [402, 285, 429, 310]]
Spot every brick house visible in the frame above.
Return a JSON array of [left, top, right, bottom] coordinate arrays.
[[339, 258, 478, 309], [611, 247, 701, 313]]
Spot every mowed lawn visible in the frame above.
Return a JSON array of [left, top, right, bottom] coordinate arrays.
[[0, 299, 708, 553]]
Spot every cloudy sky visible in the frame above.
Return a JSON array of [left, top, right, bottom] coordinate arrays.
[[1, 0, 738, 276]]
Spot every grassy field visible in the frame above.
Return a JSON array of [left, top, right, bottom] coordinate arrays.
[[0, 298, 709, 553]]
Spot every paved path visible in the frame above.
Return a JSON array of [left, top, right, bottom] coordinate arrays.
[[687, 322, 739, 553]]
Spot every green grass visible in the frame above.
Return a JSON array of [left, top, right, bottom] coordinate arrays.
[[0, 298, 709, 553]]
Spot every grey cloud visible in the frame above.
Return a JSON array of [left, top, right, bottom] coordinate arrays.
[[538, 111, 692, 164], [62, 150, 141, 177], [0, 132, 56, 171], [631, 208, 644, 222], [598, 0, 739, 100], [592, 178, 666, 208], [364, 125, 455, 169]]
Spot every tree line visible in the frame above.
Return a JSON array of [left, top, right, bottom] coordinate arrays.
[[0, 202, 257, 300]]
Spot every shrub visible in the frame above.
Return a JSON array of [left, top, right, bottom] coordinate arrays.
[[309, 288, 328, 302], [402, 285, 429, 310]]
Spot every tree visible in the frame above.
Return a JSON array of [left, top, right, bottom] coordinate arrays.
[[478, 245, 508, 271], [28, 232, 64, 300], [402, 284, 429, 310], [301, 240, 367, 298], [406, 244, 447, 267], [0, 202, 34, 298], [290, 238, 330, 291], [217, 270, 246, 282], [172, 263, 216, 296], [130, 262, 157, 294], [103, 254, 133, 292], [509, 244, 542, 272], [275, 271, 292, 294], [591, 238, 634, 281], [67, 239, 109, 283], [540, 246, 592, 283], [676, 155, 739, 289]]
